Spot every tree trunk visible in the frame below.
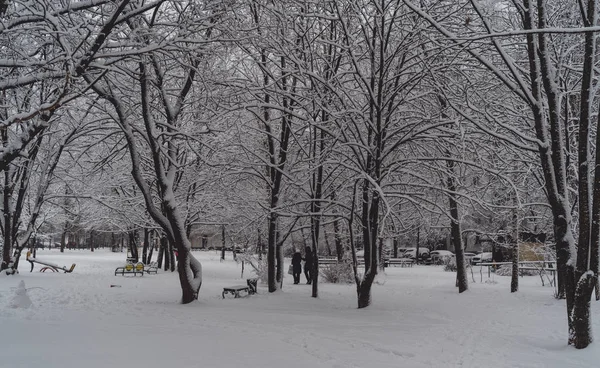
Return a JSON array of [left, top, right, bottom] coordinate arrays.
[[221, 224, 226, 261], [311, 214, 321, 298], [128, 230, 139, 263], [176, 247, 201, 304], [2, 167, 12, 270], [157, 235, 166, 268], [60, 224, 67, 253], [142, 228, 149, 264], [267, 211, 278, 292], [147, 230, 155, 263], [357, 268, 377, 308], [334, 215, 344, 261], [511, 205, 519, 293], [356, 179, 380, 308], [164, 241, 170, 271], [416, 226, 420, 265], [570, 273, 595, 348], [378, 238, 385, 272], [276, 228, 283, 287], [257, 228, 263, 260], [566, 0, 600, 348], [90, 230, 95, 252], [324, 226, 332, 257], [447, 159, 468, 293]]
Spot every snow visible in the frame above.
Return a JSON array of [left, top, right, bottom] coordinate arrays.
[[1, 249, 599, 368], [9, 280, 32, 309]]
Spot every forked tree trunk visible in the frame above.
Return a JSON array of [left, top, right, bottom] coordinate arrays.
[[175, 243, 202, 304], [357, 268, 377, 308], [356, 179, 381, 308]]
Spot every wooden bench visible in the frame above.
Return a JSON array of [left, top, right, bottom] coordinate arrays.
[[319, 258, 339, 266], [386, 258, 415, 267], [115, 262, 145, 276], [144, 261, 158, 274], [222, 278, 258, 299]]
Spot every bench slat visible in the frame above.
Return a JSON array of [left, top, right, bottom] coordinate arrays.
[[223, 285, 249, 291]]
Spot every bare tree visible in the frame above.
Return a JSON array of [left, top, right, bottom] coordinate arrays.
[[404, 0, 600, 348], [86, 1, 230, 303]]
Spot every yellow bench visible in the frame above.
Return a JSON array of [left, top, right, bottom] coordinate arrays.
[[115, 262, 144, 276]]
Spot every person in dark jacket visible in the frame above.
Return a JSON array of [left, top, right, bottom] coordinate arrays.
[[304, 246, 313, 284], [291, 251, 303, 284]]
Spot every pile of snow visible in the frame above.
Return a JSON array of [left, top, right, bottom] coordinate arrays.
[[9, 280, 32, 309]]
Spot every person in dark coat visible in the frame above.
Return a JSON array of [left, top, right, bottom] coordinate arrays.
[[304, 246, 313, 284], [291, 251, 303, 284]]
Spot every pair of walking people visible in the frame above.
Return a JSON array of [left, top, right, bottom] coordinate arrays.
[[291, 246, 313, 284]]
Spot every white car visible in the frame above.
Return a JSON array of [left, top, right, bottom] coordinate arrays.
[[430, 250, 454, 264], [402, 248, 430, 259], [463, 252, 477, 263], [471, 252, 493, 265]]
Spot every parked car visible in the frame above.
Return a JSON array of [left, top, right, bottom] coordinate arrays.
[[402, 248, 430, 260], [395, 247, 411, 256], [463, 252, 477, 264], [430, 250, 454, 264], [471, 252, 493, 265]]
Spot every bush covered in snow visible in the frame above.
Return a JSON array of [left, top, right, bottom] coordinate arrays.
[[320, 262, 354, 284], [236, 254, 267, 283], [443, 258, 457, 272], [495, 264, 537, 277]]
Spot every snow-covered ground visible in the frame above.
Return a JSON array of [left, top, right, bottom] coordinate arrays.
[[0, 249, 598, 368]]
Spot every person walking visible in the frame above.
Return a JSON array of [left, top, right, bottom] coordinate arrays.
[[304, 246, 313, 284], [291, 251, 303, 284]]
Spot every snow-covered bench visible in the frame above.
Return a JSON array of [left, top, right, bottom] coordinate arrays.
[[144, 261, 158, 274], [386, 258, 414, 267], [115, 262, 144, 276], [222, 278, 258, 298], [386, 258, 415, 267]]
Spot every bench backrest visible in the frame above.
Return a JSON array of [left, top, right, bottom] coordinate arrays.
[[125, 264, 134, 271], [135, 262, 144, 271]]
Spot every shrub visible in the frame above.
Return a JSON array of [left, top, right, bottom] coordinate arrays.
[[443, 258, 457, 272], [495, 264, 537, 277], [320, 262, 354, 284], [236, 254, 267, 283]]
